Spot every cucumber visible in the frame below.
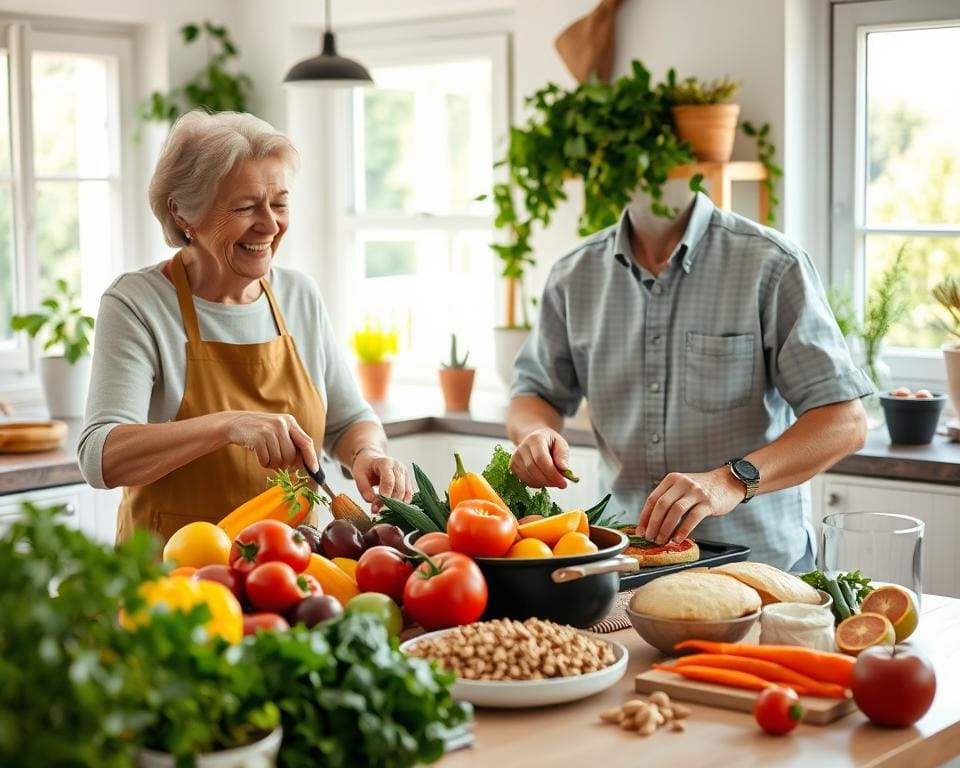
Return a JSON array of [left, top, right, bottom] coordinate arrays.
[[826, 578, 852, 622], [838, 578, 859, 613]]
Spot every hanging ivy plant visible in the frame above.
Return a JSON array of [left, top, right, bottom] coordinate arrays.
[[134, 21, 253, 140]]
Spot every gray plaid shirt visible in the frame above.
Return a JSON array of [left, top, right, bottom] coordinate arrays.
[[512, 193, 873, 569]]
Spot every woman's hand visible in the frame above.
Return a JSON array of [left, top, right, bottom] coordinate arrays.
[[222, 411, 319, 472], [638, 468, 745, 544], [509, 427, 571, 488], [352, 450, 412, 513]]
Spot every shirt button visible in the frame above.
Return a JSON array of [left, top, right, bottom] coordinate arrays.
[[652, 283, 664, 296], [650, 382, 661, 393], [651, 334, 662, 345], [651, 433, 661, 444]]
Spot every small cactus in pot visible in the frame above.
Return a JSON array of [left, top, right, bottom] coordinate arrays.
[[438, 334, 475, 411]]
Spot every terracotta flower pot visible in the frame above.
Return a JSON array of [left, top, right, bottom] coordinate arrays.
[[438, 368, 475, 412], [671, 103, 740, 162], [943, 342, 960, 416], [356, 361, 391, 402]]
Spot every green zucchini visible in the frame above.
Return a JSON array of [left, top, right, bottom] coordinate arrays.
[[826, 578, 852, 622], [378, 496, 441, 533], [412, 463, 449, 529]]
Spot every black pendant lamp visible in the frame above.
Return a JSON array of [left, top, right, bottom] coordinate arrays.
[[284, 0, 373, 87]]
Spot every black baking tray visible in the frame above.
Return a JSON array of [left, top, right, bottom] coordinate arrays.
[[618, 539, 750, 591]]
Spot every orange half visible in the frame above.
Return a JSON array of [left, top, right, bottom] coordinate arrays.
[[836, 612, 895, 655], [860, 585, 919, 642]]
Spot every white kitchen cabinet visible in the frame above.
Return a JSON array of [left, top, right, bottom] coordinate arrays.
[[388, 433, 604, 513], [0, 484, 121, 544], [814, 473, 960, 598]]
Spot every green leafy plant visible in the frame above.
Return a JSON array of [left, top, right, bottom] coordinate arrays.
[[933, 275, 960, 340], [827, 279, 860, 338], [441, 333, 470, 369], [741, 121, 783, 225], [10, 278, 94, 363], [663, 73, 740, 104], [351, 319, 399, 364], [135, 21, 253, 138], [862, 245, 911, 381]]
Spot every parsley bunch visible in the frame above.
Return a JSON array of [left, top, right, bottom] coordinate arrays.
[[482, 445, 562, 519]]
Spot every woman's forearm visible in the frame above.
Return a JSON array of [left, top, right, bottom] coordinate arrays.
[[101, 413, 231, 488], [746, 399, 867, 495], [333, 421, 389, 472]]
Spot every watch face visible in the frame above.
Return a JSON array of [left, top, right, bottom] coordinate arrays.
[[733, 459, 760, 482]]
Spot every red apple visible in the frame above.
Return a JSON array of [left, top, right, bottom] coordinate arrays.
[[851, 644, 937, 727]]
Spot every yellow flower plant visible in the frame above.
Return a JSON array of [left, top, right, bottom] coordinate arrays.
[[351, 320, 399, 364]]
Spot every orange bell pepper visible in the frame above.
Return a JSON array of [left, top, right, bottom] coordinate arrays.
[[304, 553, 360, 607], [448, 453, 510, 512]]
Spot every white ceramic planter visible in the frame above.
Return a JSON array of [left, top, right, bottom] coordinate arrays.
[[493, 326, 531, 390], [943, 342, 960, 416], [137, 726, 282, 768], [39, 355, 91, 419]]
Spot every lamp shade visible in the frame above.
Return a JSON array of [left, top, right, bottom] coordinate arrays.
[[284, 31, 373, 87]]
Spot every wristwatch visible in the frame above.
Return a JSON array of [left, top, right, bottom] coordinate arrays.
[[726, 458, 760, 502]]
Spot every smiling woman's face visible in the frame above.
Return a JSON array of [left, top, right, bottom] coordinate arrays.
[[191, 155, 290, 281]]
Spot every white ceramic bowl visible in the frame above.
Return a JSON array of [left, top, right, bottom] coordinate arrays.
[[400, 629, 628, 708]]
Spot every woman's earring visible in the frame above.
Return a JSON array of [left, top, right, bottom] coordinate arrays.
[[184, 228, 192, 242]]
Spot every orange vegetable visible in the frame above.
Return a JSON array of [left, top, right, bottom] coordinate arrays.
[[304, 553, 360, 606], [673, 640, 855, 688], [575, 509, 589, 535], [218, 470, 320, 541], [448, 453, 509, 512], [653, 664, 809, 696], [670, 654, 846, 698], [552, 531, 598, 556], [517, 509, 583, 547]]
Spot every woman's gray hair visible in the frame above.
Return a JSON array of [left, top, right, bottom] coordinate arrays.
[[148, 111, 300, 247]]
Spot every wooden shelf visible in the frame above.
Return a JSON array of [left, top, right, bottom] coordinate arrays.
[[668, 160, 769, 223]]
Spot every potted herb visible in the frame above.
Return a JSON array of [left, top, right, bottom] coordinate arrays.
[[438, 333, 475, 412], [10, 278, 94, 418], [933, 275, 960, 416], [351, 319, 398, 402], [663, 72, 741, 162]]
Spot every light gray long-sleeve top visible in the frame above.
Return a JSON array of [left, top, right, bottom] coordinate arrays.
[[78, 263, 379, 489]]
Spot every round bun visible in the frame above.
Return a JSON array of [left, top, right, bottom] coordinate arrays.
[[711, 561, 820, 605], [628, 571, 762, 620]]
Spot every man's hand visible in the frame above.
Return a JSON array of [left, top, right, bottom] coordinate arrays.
[[638, 467, 746, 544], [352, 451, 412, 513], [509, 427, 571, 488]]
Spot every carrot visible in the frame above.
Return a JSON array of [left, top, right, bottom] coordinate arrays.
[[653, 664, 809, 695], [670, 654, 846, 698], [218, 470, 320, 540], [673, 640, 855, 688]]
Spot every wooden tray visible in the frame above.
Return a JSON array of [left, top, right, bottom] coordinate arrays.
[[635, 668, 857, 725], [0, 421, 68, 453]]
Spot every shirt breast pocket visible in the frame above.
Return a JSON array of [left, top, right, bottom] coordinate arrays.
[[683, 332, 755, 412]]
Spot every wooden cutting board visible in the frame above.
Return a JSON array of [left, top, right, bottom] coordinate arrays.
[[0, 421, 68, 453], [635, 668, 857, 725]]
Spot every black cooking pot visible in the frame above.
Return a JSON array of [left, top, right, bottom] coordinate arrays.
[[404, 527, 637, 628]]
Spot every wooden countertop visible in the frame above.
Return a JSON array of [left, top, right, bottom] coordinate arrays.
[[442, 593, 960, 768], [1, 386, 958, 495]]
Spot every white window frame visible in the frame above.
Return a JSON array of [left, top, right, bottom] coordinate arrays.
[[832, 0, 960, 389], [0, 19, 134, 375], [330, 32, 510, 389]]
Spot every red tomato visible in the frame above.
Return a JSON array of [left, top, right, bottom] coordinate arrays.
[[413, 532, 451, 556], [355, 546, 415, 604], [242, 612, 290, 636], [301, 573, 323, 597], [193, 564, 246, 604], [446, 500, 518, 558], [230, 520, 311, 575], [245, 561, 311, 613], [403, 552, 488, 630], [754, 687, 804, 735]]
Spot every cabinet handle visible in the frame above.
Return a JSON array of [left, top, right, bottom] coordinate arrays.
[[827, 493, 841, 507], [61, 503, 77, 517]]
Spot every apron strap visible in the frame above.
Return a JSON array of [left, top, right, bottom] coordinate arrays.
[[260, 278, 290, 337], [171, 252, 202, 344]]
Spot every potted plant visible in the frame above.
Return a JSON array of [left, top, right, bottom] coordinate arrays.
[[351, 319, 398, 402], [663, 72, 741, 162], [438, 334, 475, 412], [933, 275, 960, 416], [10, 278, 95, 418]]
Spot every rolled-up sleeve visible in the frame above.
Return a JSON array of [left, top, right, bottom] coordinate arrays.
[[510, 269, 583, 417], [763, 251, 874, 416]]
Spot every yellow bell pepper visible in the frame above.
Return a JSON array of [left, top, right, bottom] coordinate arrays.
[[122, 575, 243, 644], [304, 553, 360, 606]]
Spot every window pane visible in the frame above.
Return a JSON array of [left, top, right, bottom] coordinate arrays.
[[866, 233, 959, 348], [357, 59, 493, 215], [0, 185, 15, 346], [32, 52, 112, 177], [365, 240, 416, 278], [865, 26, 960, 226], [36, 181, 111, 301], [355, 230, 494, 369], [0, 53, 11, 175]]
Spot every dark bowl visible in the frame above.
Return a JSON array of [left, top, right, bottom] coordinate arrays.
[[404, 526, 635, 628], [879, 392, 947, 445]]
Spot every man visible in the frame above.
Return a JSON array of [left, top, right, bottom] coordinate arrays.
[[506, 182, 872, 570]]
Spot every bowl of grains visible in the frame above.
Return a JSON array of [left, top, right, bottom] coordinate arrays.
[[400, 617, 628, 708]]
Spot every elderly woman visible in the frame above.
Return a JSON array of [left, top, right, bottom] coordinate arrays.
[[79, 111, 411, 542]]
